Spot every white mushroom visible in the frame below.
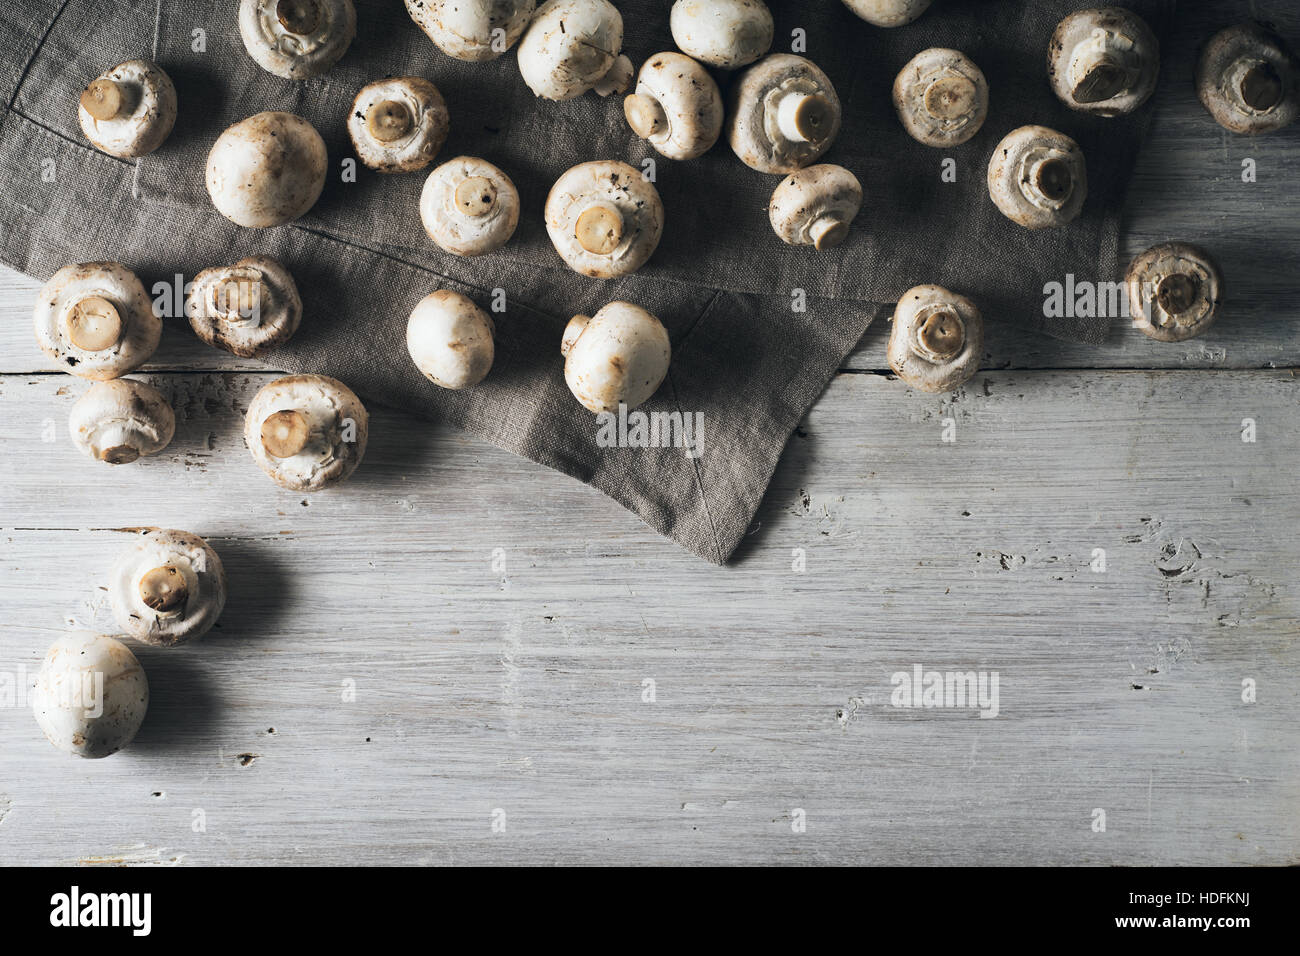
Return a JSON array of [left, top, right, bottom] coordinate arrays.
[[405, 0, 537, 61], [1197, 23, 1300, 135], [110, 529, 227, 647], [347, 76, 449, 174], [406, 290, 495, 389], [32, 632, 148, 759], [206, 112, 328, 228], [893, 48, 989, 147], [69, 378, 175, 465], [1049, 7, 1160, 117], [888, 285, 983, 393], [768, 164, 862, 249], [545, 160, 664, 278], [517, 0, 625, 101], [623, 52, 725, 160], [419, 156, 521, 256], [669, 0, 773, 70], [77, 59, 177, 159], [727, 54, 842, 174], [238, 0, 356, 80], [561, 302, 671, 413], [1125, 242, 1224, 342], [34, 262, 160, 380], [244, 374, 369, 491], [842, 0, 932, 27], [987, 125, 1087, 230], [186, 255, 302, 358]]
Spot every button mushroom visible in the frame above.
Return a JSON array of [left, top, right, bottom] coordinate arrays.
[[69, 378, 175, 465], [1048, 7, 1159, 117], [517, 0, 627, 101], [1197, 23, 1300, 135], [987, 125, 1087, 230], [669, 0, 773, 70], [77, 59, 177, 159], [238, 0, 356, 80], [32, 632, 148, 759], [406, 290, 495, 389], [186, 255, 302, 358], [893, 48, 989, 147], [405, 0, 537, 61], [244, 374, 369, 491], [1125, 242, 1224, 342], [727, 54, 842, 174], [768, 164, 862, 249], [623, 52, 725, 160], [545, 160, 664, 278], [206, 112, 328, 228], [561, 302, 671, 413], [842, 0, 932, 27], [888, 285, 983, 393], [420, 156, 521, 256], [110, 529, 227, 647], [34, 262, 161, 380], [347, 77, 449, 174]]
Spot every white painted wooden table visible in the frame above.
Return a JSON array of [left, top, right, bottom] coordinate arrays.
[[2, 7, 1298, 866]]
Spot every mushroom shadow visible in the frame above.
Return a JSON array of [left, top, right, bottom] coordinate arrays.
[[203, 536, 295, 641], [126, 650, 223, 755]]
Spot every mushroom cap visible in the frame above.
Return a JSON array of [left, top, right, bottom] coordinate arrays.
[[406, 0, 537, 61], [768, 164, 863, 249], [419, 156, 521, 256], [1048, 7, 1160, 117], [517, 0, 623, 100], [1197, 23, 1300, 135], [186, 255, 303, 358], [624, 52, 724, 160], [69, 378, 175, 465], [544, 160, 664, 278], [34, 262, 161, 380], [109, 529, 227, 647], [669, 0, 773, 70], [562, 302, 671, 413], [347, 76, 449, 174], [206, 111, 328, 228], [244, 374, 369, 491], [77, 59, 177, 159], [238, 0, 357, 80], [893, 48, 989, 147], [726, 54, 842, 174], [842, 0, 932, 27], [1125, 242, 1224, 342], [987, 125, 1087, 230], [887, 285, 983, 393], [406, 290, 496, 389], [32, 632, 148, 759]]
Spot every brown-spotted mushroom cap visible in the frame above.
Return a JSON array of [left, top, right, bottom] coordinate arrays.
[[110, 529, 227, 647], [987, 125, 1087, 230], [77, 59, 177, 159], [1197, 23, 1300, 135], [893, 48, 988, 147], [545, 161, 664, 278], [888, 285, 983, 393], [186, 255, 302, 358], [842, 0, 932, 27], [1048, 7, 1159, 117], [517, 0, 624, 100], [624, 52, 724, 160], [244, 374, 369, 491], [768, 164, 863, 250], [34, 262, 161, 380], [239, 0, 356, 80], [406, 290, 495, 389], [561, 303, 671, 413], [206, 111, 328, 228], [669, 0, 773, 70], [1125, 242, 1224, 342], [420, 156, 521, 256], [347, 77, 449, 174], [32, 633, 148, 759], [69, 378, 175, 465], [727, 54, 842, 174], [405, 0, 537, 61]]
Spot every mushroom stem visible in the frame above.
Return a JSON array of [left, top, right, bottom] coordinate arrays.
[[1239, 60, 1283, 112], [277, 0, 323, 35], [1028, 156, 1074, 206], [1156, 273, 1198, 316], [1071, 56, 1134, 104], [923, 73, 977, 120], [808, 216, 849, 250], [624, 93, 668, 139], [66, 296, 123, 352], [139, 565, 188, 614], [912, 308, 965, 362], [94, 424, 142, 464], [366, 99, 413, 142], [560, 314, 590, 357], [80, 78, 124, 121], [260, 409, 311, 459], [574, 205, 624, 256], [453, 176, 498, 217], [775, 92, 834, 144]]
